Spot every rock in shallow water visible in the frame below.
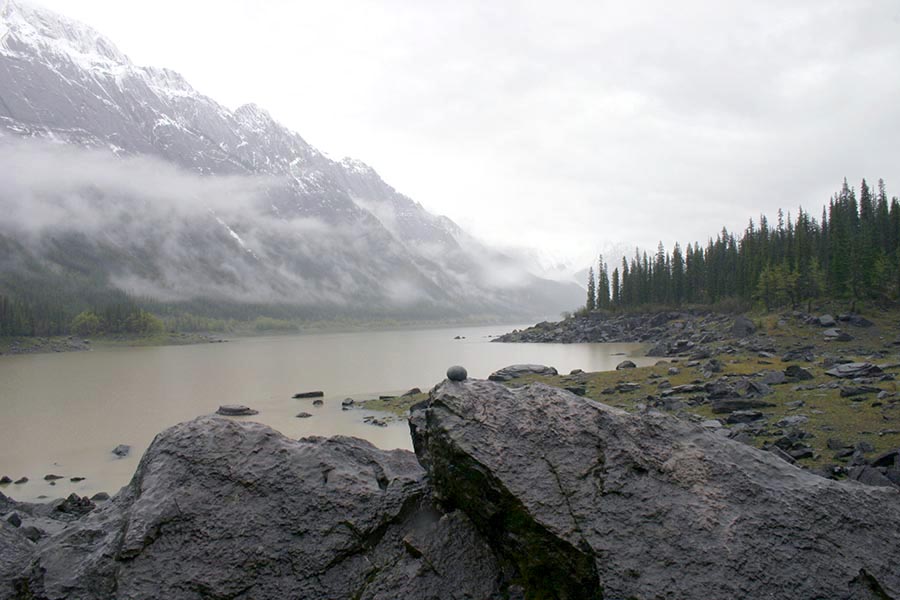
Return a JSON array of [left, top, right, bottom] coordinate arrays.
[[409, 379, 900, 599], [111, 444, 131, 458], [215, 404, 258, 416]]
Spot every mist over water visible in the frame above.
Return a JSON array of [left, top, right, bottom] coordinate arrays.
[[0, 324, 652, 502]]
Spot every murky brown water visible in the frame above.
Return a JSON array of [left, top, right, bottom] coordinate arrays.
[[0, 324, 650, 502]]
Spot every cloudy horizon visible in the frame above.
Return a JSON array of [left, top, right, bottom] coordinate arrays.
[[30, 0, 900, 270]]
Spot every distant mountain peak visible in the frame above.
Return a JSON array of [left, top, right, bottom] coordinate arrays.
[[0, 0, 130, 69], [234, 103, 276, 129], [340, 156, 375, 176]]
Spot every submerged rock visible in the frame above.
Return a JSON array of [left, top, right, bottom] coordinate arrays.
[[410, 379, 900, 599], [5, 417, 506, 599], [111, 444, 131, 458]]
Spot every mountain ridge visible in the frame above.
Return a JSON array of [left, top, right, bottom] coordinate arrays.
[[0, 0, 582, 324]]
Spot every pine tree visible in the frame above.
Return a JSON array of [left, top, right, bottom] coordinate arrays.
[[586, 267, 596, 312]]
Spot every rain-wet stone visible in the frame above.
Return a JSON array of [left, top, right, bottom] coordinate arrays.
[[4, 417, 507, 599], [112, 444, 131, 458], [216, 404, 258, 416], [446, 365, 468, 381], [488, 364, 556, 381], [409, 379, 900, 599]]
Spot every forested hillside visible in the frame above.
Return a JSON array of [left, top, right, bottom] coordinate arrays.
[[586, 179, 900, 311]]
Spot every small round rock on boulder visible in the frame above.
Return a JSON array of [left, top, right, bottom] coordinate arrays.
[[447, 365, 468, 381]]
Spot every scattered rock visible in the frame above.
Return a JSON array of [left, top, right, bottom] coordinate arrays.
[[826, 363, 883, 379], [447, 365, 468, 381], [70, 477, 85, 482], [0, 476, 11, 485], [726, 410, 766, 424], [785, 365, 814, 381], [6, 512, 21, 528], [731, 316, 756, 337], [312, 399, 324, 406], [848, 466, 895, 488], [488, 364, 557, 381], [292, 391, 324, 399], [818, 314, 837, 327], [55, 493, 95, 516], [840, 386, 881, 399], [776, 415, 809, 428], [402, 387, 422, 396], [112, 444, 131, 458], [341, 397, 355, 407], [13, 477, 27, 485], [615, 360, 636, 370], [216, 404, 259, 416], [760, 370, 787, 385], [90, 492, 110, 502], [295, 412, 313, 419], [43, 474, 63, 481], [711, 398, 776, 414], [569, 369, 584, 375], [20, 525, 44, 542], [782, 347, 815, 362]]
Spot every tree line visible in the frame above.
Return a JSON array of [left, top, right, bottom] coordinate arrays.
[[584, 178, 900, 312], [0, 295, 166, 338]]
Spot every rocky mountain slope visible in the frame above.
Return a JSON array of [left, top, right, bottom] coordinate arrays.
[[0, 0, 581, 319], [2, 377, 899, 599]]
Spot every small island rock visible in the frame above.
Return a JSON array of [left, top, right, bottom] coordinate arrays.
[[216, 405, 259, 416]]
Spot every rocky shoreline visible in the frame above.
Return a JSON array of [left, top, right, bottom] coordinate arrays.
[[1, 371, 899, 598], [0, 333, 228, 357]]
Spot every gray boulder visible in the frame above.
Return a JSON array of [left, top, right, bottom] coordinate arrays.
[[410, 379, 900, 599], [731, 315, 756, 337], [615, 360, 637, 370], [818, 314, 837, 327], [826, 363, 883, 379], [7, 417, 506, 599], [488, 364, 558, 382]]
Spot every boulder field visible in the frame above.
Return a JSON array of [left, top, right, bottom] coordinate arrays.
[[2, 378, 899, 599]]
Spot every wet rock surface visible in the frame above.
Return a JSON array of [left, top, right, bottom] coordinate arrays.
[[488, 364, 558, 382], [4, 373, 900, 599], [409, 379, 900, 599], [1, 417, 506, 600]]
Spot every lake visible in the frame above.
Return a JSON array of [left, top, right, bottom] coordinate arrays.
[[0, 324, 652, 501]]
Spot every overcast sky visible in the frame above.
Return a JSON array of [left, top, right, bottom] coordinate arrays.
[[36, 0, 900, 269]]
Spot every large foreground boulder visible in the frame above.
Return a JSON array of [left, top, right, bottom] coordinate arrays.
[[5, 417, 506, 600], [409, 379, 900, 600]]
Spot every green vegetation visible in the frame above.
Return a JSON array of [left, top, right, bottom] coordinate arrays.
[[585, 178, 900, 311], [361, 392, 428, 415], [500, 309, 900, 469]]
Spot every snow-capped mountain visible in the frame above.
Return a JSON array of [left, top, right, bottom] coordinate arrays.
[[0, 0, 581, 319]]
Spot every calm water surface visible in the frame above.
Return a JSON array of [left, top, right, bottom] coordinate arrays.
[[0, 324, 650, 501]]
